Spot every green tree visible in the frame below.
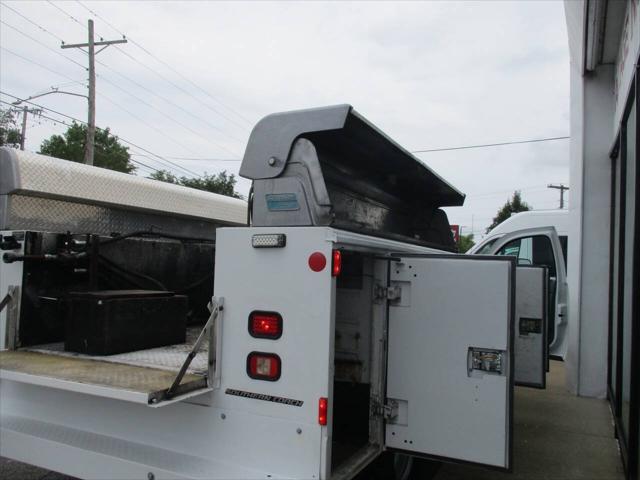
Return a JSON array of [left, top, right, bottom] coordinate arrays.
[[0, 108, 22, 148], [40, 122, 135, 173], [486, 190, 532, 233], [458, 233, 475, 253], [149, 169, 242, 199]]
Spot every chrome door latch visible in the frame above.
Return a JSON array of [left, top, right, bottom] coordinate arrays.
[[372, 398, 398, 420], [374, 284, 402, 301], [467, 347, 506, 376]]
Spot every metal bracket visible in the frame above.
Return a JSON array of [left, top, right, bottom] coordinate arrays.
[[163, 297, 220, 401], [4, 286, 20, 350], [0, 293, 12, 313], [374, 284, 402, 301], [372, 398, 398, 420]]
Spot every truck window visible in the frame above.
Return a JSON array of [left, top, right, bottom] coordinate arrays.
[[496, 235, 556, 278], [474, 237, 499, 254]]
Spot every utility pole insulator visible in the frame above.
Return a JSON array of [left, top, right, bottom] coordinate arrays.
[[547, 183, 570, 209], [61, 19, 128, 166]]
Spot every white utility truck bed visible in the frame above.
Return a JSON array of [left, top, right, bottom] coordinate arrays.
[[0, 105, 551, 479]]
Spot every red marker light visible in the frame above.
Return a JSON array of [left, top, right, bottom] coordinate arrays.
[[318, 397, 328, 425], [308, 252, 327, 272], [332, 250, 342, 277], [248, 311, 283, 339]]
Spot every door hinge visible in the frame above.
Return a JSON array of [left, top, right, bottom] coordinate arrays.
[[374, 284, 402, 301], [372, 399, 398, 420]]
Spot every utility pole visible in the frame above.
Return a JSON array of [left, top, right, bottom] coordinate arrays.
[[547, 183, 570, 209], [11, 105, 42, 151], [61, 19, 127, 165], [11, 90, 84, 151], [20, 106, 27, 151]]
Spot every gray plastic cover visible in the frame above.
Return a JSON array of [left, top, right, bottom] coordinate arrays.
[[240, 105, 465, 207]]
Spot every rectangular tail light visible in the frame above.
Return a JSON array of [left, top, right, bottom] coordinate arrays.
[[247, 352, 281, 381], [248, 311, 283, 339], [318, 397, 328, 425], [332, 249, 342, 277]]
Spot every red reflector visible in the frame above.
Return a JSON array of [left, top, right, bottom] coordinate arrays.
[[248, 311, 283, 339], [247, 352, 281, 381], [318, 397, 328, 425], [332, 250, 342, 277], [308, 252, 327, 272]]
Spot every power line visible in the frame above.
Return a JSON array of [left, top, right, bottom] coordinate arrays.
[[97, 91, 208, 172], [0, 20, 88, 71], [46, 0, 86, 30], [1, 17, 223, 167], [1, 10, 233, 169], [411, 136, 570, 154], [0, 91, 200, 178], [0, 98, 159, 174], [465, 185, 548, 199], [93, 63, 243, 155], [35, 2, 244, 156], [24, 109, 160, 174], [75, 0, 254, 130], [0, 44, 203, 173], [1, 3, 64, 43], [0, 46, 82, 83], [132, 154, 242, 162], [136, 135, 572, 162]]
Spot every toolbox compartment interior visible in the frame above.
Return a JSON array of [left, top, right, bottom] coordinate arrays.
[[331, 252, 382, 474]]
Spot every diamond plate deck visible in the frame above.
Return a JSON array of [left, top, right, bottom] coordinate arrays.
[[0, 350, 205, 398], [26, 326, 209, 374]]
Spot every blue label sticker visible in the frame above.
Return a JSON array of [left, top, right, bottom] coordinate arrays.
[[266, 193, 300, 211]]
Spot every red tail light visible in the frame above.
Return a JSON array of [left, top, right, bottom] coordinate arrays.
[[248, 311, 283, 339], [318, 397, 328, 425], [332, 250, 342, 277], [247, 352, 281, 381]]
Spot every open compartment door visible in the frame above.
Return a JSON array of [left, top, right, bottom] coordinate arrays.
[[514, 266, 548, 388], [385, 255, 514, 470]]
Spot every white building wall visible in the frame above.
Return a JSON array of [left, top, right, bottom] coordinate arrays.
[[564, 0, 585, 396], [571, 65, 614, 398], [564, 0, 638, 398], [565, 0, 614, 398]]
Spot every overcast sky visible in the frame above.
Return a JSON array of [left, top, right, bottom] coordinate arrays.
[[0, 1, 570, 236]]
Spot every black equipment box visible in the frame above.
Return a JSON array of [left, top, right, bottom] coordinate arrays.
[[65, 290, 188, 356]]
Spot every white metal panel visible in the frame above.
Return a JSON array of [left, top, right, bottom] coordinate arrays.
[[386, 255, 513, 469], [0, 148, 247, 224], [214, 226, 335, 478], [1, 415, 272, 479], [0, 379, 323, 479], [514, 266, 548, 388]]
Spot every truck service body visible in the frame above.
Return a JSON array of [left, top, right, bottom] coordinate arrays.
[[0, 105, 551, 479]]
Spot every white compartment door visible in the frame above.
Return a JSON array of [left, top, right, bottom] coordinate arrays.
[[385, 255, 514, 470], [514, 266, 548, 388]]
